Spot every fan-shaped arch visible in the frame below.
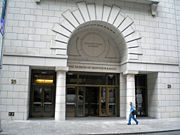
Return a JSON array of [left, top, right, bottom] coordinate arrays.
[[51, 2, 142, 61]]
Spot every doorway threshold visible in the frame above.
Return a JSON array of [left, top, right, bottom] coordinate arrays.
[[66, 117, 123, 121], [28, 117, 55, 121]]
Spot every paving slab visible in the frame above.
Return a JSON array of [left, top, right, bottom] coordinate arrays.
[[0, 118, 180, 135]]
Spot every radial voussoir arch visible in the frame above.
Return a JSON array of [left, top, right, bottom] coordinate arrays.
[[51, 1, 142, 60]]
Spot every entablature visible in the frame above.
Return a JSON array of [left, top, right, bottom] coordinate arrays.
[[34, 0, 159, 16]]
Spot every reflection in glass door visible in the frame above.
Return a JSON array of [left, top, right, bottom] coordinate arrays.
[[43, 87, 54, 116], [76, 87, 85, 116], [66, 87, 76, 117], [99, 87, 107, 116], [32, 86, 42, 116], [108, 88, 117, 116]]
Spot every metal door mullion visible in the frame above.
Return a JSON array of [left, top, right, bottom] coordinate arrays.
[[99, 87, 101, 116], [106, 87, 109, 116], [83, 87, 86, 116], [75, 86, 79, 117], [30, 86, 34, 117], [116, 87, 118, 116], [41, 86, 44, 117]]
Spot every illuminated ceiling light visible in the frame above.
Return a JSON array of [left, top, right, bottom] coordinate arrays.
[[35, 79, 53, 84]]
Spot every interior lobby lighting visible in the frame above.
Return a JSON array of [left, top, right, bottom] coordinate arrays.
[[35, 79, 53, 84]]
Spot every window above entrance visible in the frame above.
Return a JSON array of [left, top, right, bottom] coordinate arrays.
[[66, 72, 119, 86]]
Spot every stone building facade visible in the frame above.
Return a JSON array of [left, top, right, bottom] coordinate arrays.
[[0, 0, 180, 120]]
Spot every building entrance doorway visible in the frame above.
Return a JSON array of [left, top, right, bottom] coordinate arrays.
[[29, 70, 56, 118], [85, 87, 99, 116], [66, 72, 119, 117], [135, 74, 148, 117]]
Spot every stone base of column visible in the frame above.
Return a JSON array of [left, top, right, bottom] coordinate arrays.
[[55, 111, 65, 121], [55, 100, 66, 121]]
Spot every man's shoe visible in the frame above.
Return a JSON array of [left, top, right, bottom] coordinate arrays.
[[127, 123, 131, 125], [136, 122, 138, 125]]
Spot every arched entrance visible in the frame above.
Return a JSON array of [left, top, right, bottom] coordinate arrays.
[[52, 1, 142, 120], [66, 21, 127, 117]]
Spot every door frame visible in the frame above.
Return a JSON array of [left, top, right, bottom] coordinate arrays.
[[99, 87, 119, 117], [66, 85, 119, 117], [29, 70, 56, 118]]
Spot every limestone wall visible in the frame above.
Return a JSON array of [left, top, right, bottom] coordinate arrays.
[[2, 0, 179, 67], [175, 0, 180, 119], [0, 65, 30, 120], [0, 0, 180, 120]]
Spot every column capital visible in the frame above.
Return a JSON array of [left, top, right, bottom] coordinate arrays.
[[55, 66, 69, 72], [123, 70, 139, 75]]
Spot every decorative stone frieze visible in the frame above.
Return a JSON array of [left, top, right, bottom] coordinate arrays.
[[35, 0, 159, 16]]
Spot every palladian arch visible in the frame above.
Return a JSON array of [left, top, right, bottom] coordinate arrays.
[[51, 1, 142, 68]]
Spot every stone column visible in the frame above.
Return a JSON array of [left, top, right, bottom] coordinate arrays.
[[126, 74, 136, 120], [119, 74, 126, 118], [55, 67, 68, 121]]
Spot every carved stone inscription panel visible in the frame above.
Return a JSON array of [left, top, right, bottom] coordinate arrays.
[[68, 23, 124, 63], [80, 33, 105, 57]]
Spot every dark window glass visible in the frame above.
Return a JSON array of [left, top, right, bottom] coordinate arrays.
[[79, 74, 106, 85], [66, 73, 77, 84], [107, 74, 116, 85]]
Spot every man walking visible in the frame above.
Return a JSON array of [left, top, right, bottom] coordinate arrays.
[[127, 102, 138, 125]]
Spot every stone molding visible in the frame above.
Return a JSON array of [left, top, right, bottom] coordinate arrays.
[[123, 70, 139, 75], [3, 53, 68, 59], [55, 66, 69, 72], [51, 2, 142, 61]]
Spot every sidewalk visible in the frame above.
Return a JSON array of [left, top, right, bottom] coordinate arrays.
[[0, 118, 180, 135]]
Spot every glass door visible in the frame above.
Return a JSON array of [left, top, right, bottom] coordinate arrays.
[[99, 87, 118, 117], [99, 87, 108, 116], [66, 72, 120, 118], [135, 75, 147, 117], [31, 86, 43, 117], [31, 85, 55, 117], [66, 87, 76, 117], [30, 70, 56, 118], [43, 86, 54, 117], [76, 87, 85, 116], [108, 88, 117, 116]]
